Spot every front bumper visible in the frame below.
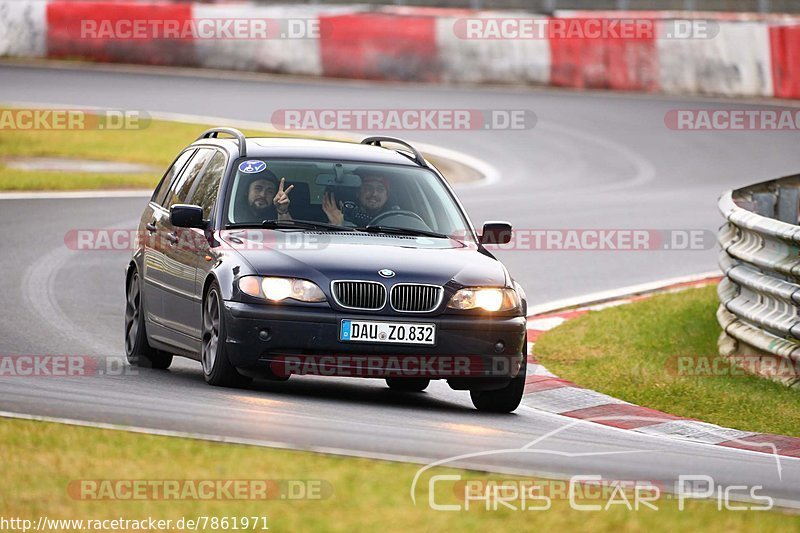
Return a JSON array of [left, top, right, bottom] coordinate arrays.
[[222, 301, 527, 381]]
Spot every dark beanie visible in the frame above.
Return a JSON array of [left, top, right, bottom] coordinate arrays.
[[241, 168, 279, 191]]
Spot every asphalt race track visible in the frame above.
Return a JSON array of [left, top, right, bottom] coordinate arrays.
[[1, 64, 799, 505]]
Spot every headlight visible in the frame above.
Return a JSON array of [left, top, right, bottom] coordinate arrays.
[[238, 276, 326, 303], [447, 287, 520, 312]]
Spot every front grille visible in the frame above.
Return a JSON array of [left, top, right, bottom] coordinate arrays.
[[390, 284, 443, 312], [332, 281, 387, 310]]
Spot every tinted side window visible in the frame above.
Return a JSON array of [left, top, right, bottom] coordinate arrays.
[[188, 152, 226, 219], [165, 148, 215, 207], [152, 149, 195, 205]]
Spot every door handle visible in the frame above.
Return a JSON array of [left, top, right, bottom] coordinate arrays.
[[145, 221, 157, 233], [166, 232, 179, 245]]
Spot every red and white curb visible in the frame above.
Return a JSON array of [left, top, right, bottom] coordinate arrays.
[[4, 1, 800, 99], [523, 273, 800, 458]]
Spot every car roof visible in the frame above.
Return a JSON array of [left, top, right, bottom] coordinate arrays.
[[191, 136, 422, 167]]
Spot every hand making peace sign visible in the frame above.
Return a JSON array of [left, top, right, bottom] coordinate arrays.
[[274, 177, 294, 215]]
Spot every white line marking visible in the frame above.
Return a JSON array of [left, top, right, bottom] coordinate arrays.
[[0, 190, 151, 200], [526, 316, 567, 331], [527, 271, 722, 317], [0, 410, 430, 467], [536, 119, 657, 194], [20, 218, 137, 355]]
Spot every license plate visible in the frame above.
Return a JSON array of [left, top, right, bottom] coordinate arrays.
[[340, 320, 436, 345]]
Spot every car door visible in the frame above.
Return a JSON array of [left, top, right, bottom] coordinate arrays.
[[159, 147, 216, 342], [184, 151, 227, 338], [141, 148, 196, 326]]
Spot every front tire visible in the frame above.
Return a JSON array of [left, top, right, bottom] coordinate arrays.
[[470, 358, 526, 413], [125, 270, 173, 369], [202, 283, 252, 388], [386, 377, 430, 392]]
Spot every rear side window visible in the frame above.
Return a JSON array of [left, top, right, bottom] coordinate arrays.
[[165, 148, 215, 207], [152, 149, 195, 206], [188, 151, 226, 219]]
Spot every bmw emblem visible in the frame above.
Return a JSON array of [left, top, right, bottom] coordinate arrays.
[[378, 269, 395, 278]]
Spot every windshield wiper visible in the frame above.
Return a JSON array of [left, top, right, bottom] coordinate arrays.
[[262, 219, 356, 231], [362, 225, 450, 239], [225, 219, 355, 231]]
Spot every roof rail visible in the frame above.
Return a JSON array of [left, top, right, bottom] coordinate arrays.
[[360, 136, 426, 167], [197, 127, 247, 157]]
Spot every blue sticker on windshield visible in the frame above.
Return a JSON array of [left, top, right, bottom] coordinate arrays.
[[238, 160, 267, 174]]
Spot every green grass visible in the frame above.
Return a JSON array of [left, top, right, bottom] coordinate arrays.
[[534, 285, 800, 437], [0, 170, 162, 191], [0, 109, 293, 190], [0, 107, 470, 190], [0, 417, 797, 531]]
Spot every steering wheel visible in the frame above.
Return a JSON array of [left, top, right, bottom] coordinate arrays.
[[368, 210, 427, 227]]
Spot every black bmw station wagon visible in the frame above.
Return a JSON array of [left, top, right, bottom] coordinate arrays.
[[125, 128, 528, 412]]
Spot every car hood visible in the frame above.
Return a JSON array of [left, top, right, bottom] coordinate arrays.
[[219, 230, 508, 287]]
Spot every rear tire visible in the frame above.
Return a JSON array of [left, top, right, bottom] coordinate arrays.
[[202, 283, 252, 388], [470, 358, 526, 413], [125, 270, 173, 370], [386, 377, 430, 392]]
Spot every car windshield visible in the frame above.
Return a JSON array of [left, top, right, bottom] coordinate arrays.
[[224, 159, 475, 242]]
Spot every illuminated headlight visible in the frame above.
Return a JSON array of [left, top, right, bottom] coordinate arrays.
[[238, 276, 326, 303], [447, 288, 520, 312]]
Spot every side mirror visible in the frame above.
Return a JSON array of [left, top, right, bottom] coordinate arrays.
[[480, 221, 512, 245], [170, 204, 205, 228]]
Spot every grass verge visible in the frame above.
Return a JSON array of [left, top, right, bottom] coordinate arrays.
[[0, 107, 472, 190], [534, 284, 800, 437], [0, 417, 796, 531], [0, 110, 290, 191]]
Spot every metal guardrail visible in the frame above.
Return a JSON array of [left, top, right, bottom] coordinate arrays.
[[717, 175, 800, 388]]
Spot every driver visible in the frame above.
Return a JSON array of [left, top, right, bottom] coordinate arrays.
[[322, 170, 399, 227]]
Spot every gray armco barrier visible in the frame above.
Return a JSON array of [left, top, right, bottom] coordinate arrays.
[[718, 175, 800, 388]]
